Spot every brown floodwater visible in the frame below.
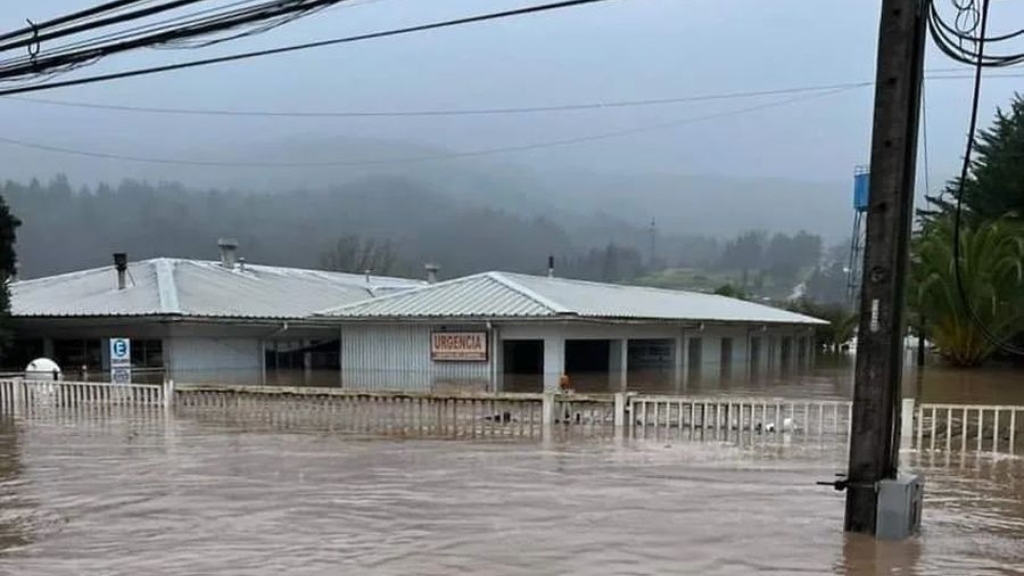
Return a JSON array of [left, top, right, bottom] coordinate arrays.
[[0, 412, 1021, 576], [627, 353, 1024, 406]]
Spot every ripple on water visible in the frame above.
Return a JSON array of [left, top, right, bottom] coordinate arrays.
[[0, 416, 1020, 576]]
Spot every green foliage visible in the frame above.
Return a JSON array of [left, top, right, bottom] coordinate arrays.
[[713, 283, 748, 300], [910, 215, 1024, 367], [911, 94, 1024, 366], [786, 298, 857, 351], [804, 261, 848, 306], [0, 195, 20, 356], [714, 229, 823, 297], [921, 93, 1024, 223]]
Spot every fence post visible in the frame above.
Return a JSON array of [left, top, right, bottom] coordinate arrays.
[[163, 378, 175, 410], [614, 393, 626, 427], [900, 398, 915, 451], [542, 393, 556, 426]]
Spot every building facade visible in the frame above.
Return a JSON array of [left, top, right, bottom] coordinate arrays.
[[322, 272, 824, 394], [8, 242, 422, 385]]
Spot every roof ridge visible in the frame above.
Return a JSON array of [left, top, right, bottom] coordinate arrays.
[[154, 258, 181, 314], [314, 271, 491, 316], [487, 272, 573, 315]]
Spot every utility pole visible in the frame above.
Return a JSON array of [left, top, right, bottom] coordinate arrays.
[[843, 0, 927, 535], [649, 218, 657, 266]]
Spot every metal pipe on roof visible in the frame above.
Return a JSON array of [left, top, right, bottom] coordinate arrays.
[[113, 253, 128, 290], [425, 263, 440, 284], [217, 238, 239, 270]]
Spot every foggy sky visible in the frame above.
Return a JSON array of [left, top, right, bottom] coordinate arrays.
[[1, 0, 1022, 235]]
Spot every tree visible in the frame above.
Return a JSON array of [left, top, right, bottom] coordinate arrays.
[[910, 215, 1024, 367], [718, 230, 766, 273], [318, 235, 402, 276], [713, 283, 748, 300], [0, 196, 20, 357], [787, 298, 857, 353], [922, 93, 1024, 223], [804, 262, 848, 306]]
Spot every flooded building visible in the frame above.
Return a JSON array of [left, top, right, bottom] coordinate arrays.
[[8, 240, 422, 385], [317, 271, 827, 393]]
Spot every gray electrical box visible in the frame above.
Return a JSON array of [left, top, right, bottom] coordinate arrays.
[[875, 474, 925, 540]]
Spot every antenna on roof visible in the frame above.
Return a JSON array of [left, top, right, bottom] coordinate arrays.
[[547, 255, 555, 278]]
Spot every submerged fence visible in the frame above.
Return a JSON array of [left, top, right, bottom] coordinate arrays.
[[0, 378, 1022, 454], [910, 401, 1023, 455]]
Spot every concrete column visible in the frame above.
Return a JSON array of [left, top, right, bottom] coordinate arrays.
[[614, 336, 622, 389], [673, 332, 686, 393], [542, 335, 565, 392], [491, 327, 502, 393], [100, 338, 112, 371], [614, 393, 626, 427], [542, 392, 556, 425], [260, 340, 268, 386], [900, 398, 916, 451]]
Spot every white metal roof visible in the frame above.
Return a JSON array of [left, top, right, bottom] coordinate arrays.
[[317, 272, 828, 325], [11, 258, 423, 320]]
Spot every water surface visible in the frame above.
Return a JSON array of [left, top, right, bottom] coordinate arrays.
[[0, 414, 1021, 575]]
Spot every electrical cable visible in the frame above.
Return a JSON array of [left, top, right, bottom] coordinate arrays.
[[943, 0, 1024, 357], [0, 0, 620, 96], [0, 0, 269, 73], [5, 70, 1023, 119], [0, 1, 353, 81], [0, 85, 858, 167], [0, 0, 155, 44], [0, 81, 871, 118], [0, 0, 210, 54], [927, 0, 1024, 68]]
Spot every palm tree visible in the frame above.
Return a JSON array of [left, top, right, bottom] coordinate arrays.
[[911, 216, 1024, 367]]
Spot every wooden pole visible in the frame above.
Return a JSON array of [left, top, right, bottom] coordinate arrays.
[[844, 0, 927, 535]]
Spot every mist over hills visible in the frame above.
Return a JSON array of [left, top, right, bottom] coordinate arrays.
[[1, 134, 852, 279]]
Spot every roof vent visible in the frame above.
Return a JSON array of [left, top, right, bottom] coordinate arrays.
[[425, 263, 440, 284], [217, 238, 239, 270], [113, 252, 128, 290], [547, 255, 555, 278]]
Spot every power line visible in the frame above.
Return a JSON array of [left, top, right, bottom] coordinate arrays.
[[0, 0, 620, 97], [0, 85, 859, 167], [1, 81, 871, 117], [3, 69, 1021, 119], [0, 0, 355, 81], [0, 0, 154, 44]]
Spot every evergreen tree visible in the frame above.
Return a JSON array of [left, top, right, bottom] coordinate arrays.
[[922, 93, 1024, 222], [0, 195, 20, 356]]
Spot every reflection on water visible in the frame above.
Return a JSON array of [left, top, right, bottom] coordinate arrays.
[[0, 415, 1021, 575]]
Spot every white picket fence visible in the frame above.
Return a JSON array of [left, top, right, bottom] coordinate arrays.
[[0, 379, 1021, 454], [911, 402, 1023, 454], [0, 378, 168, 413], [627, 395, 853, 437]]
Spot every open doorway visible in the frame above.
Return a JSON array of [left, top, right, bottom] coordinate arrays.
[[628, 339, 674, 393], [502, 340, 544, 392], [564, 339, 611, 393]]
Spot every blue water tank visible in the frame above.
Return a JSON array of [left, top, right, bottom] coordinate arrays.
[[854, 171, 870, 212]]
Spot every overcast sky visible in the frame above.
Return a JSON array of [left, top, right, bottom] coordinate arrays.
[[0, 0, 1022, 198]]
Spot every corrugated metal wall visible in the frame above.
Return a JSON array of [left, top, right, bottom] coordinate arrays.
[[167, 337, 262, 385], [341, 324, 491, 391]]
